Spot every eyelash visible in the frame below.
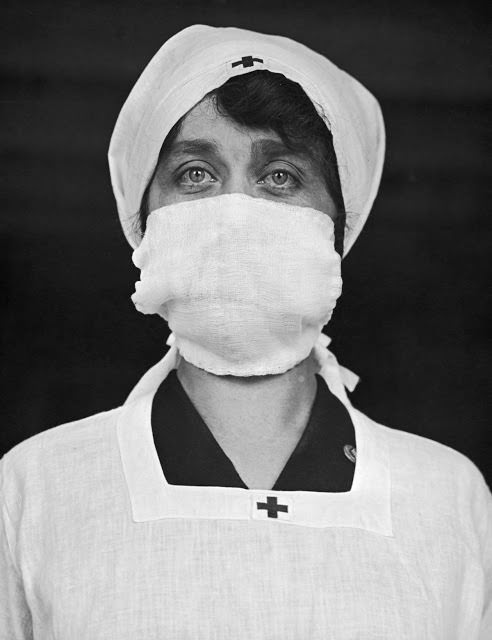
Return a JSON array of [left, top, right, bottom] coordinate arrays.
[[177, 166, 300, 190]]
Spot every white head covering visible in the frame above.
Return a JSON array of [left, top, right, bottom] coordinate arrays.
[[108, 24, 385, 257]]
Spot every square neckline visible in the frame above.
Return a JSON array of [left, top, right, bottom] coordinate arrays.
[[116, 350, 393, 535]]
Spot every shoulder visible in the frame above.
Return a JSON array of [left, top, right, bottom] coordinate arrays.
[[1, 406, 123, 503], [357, 407, 486, 489], [357, 408, 491, 548]]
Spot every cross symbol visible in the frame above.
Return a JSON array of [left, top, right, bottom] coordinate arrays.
[[231, 55, 264, 69], [256, 496, 289, 519]]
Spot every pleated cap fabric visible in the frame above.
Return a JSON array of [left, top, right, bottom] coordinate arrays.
[[108, 24, 385, 257]]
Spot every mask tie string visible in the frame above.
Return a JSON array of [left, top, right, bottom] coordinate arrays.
[[165, 332, 181, 368], [313, 333, 360, 406]]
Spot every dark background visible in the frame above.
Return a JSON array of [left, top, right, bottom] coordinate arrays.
[[2, 1, 490, 483]]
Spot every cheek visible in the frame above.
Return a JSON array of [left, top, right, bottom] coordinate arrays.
[[301, 184, 337, 221], [147, 176, 177, 211], [148, 180, 162, 212], [317, 194, 338, 221]]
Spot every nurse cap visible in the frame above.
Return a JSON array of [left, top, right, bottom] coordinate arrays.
[[108, 24, 385, 257]]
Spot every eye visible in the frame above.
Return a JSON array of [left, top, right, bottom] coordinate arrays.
[[272, 170, 289, 185], [259, 169, 299, 190], [188, 168, 207, 183], [178, 166, 216, 186]]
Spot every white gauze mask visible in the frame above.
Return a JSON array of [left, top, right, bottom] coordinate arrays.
[[131, 193, 342, 376]]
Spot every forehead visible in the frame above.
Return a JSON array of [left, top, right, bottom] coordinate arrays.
[[166, 96, 318, 164], [177, 96, 271, 138]]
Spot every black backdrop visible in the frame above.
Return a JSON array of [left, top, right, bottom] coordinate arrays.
[[2, 0, 490, 484]]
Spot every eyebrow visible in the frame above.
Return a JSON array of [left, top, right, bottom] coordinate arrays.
[[251, 138, 311, 162], [169, 139, 220, 157]]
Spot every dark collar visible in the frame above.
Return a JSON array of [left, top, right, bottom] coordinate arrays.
[[151, 371, 356, 492]]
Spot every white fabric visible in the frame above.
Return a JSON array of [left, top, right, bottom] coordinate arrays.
[[108, 24, 386, 257], [131, 194, 342, 376], [1, 345, 491, 638]]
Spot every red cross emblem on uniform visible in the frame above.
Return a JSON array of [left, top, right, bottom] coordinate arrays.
[[256, 496, 289, 519]]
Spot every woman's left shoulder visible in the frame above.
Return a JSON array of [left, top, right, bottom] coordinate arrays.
[[357, 407, 489, 500]]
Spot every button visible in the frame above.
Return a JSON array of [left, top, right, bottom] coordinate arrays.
[[343, 444, 357, 464]]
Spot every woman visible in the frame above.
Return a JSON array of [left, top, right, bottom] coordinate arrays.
[[1, 24, 490, 639]]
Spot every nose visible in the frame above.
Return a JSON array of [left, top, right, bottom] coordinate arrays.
[[220, 172, 257, 198]]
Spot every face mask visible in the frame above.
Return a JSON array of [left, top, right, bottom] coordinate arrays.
[[131, 193, 342, 376]]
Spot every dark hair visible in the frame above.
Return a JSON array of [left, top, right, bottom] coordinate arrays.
[[137, 71, 346, 256]]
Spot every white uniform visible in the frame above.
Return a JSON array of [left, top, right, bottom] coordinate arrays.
[[1, 342, 491, 639]]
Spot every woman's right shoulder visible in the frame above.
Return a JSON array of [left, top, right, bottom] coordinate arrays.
[[1, 405, 124, 489]]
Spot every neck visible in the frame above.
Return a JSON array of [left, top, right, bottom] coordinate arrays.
[[176, 351, 321, 440]]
